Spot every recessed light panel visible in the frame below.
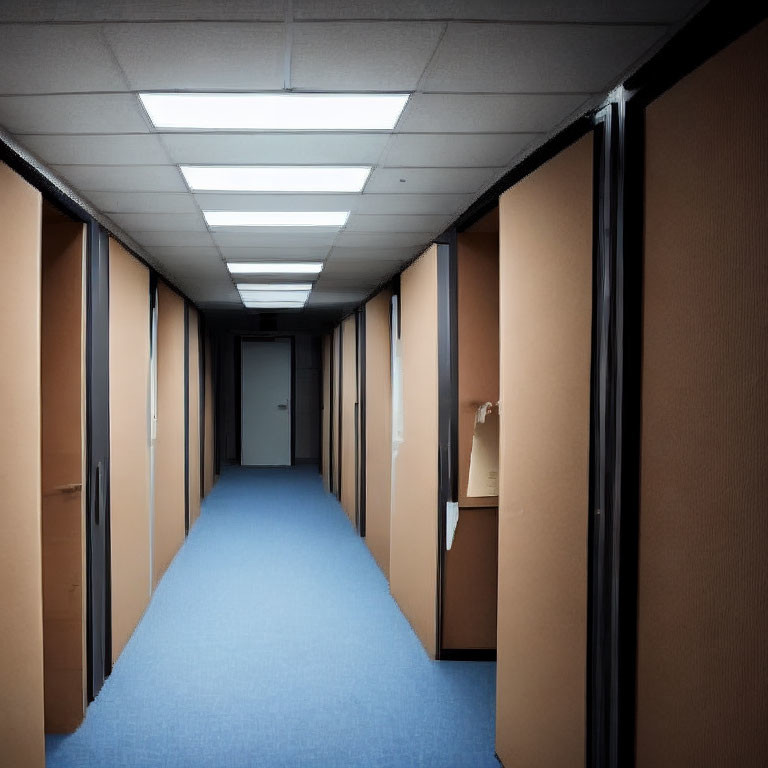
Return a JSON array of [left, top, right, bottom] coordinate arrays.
[[139, 93, 409, 130], [238, 290, 310, 303], [205, 211, 348, 227], [227, 262, 324, 274], [244, 301, 307, 309], [182, 166, 370, 192], [235, 283, 313, 291]]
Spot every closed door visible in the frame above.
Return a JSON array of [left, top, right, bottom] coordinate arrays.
[[241, 339, 292, 466]]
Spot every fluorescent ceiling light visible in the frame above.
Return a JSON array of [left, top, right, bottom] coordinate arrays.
[[244, 301, 307, 309], [182, 166, 370, 192], [238, 290, 310, 303], [235, 283, 313, 291], [205, 211, 348, 227], [227, 262, 323, 275], [139, 93, 409, 130]]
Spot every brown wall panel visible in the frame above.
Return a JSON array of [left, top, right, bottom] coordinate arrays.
[[364, 288, 392, 578], [443, 508, 498, 649], [108, 240, 150, 664], [188, 308, 201, 528], [203, 331, 214, 497], [41, 210, 86, 732], [457, 231, 500, 508], [332, 325, 341, 496], [636, 22, 768, 768], [153, 282, 186, 587], [0, 162, 45, 767], [340, 314, 357, 524], [497, 134, 593, 767], [321, 334, 331, 492], [390, 245, 439, 658]]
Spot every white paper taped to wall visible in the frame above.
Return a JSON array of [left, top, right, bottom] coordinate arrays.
[[467, 401, 500, 497], [446, 501, 459, 550]]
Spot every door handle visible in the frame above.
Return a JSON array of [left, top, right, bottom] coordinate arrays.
[[277, 403, 288, 410], [55, 483, 82, 494]]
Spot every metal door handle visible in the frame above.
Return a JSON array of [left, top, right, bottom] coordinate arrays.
[[277, 403, 288, 410]]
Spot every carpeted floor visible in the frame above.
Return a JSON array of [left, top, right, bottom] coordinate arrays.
[[46, 465, 497, 768]]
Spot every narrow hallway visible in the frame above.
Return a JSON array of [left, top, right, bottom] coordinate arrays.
[[46, 467, 497, 768]]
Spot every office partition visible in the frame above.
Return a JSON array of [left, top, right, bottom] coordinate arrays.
[[0, 161, 45, 768], [496, 134, 593, 767], [390, 244, 439, 658], [108, 239, 151, 664], [340, 313, 358, 526], [635, 20, 768, 768], [364, 288, 393, 578], [153, 282, 186, 587]]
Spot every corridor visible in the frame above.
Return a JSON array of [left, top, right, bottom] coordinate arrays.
[[45, 467, 497, 768]]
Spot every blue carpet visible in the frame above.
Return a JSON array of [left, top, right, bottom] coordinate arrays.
[[46, 466, 497, 768]]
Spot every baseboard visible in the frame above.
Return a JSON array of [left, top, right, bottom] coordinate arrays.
[[439, 648, 497, 662]]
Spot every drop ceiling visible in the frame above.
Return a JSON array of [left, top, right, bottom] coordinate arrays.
[[0, 0, 703, 312]]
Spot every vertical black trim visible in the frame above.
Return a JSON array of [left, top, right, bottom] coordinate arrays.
[[199, 316, 206, 498], [357, 308, 367, 537], [290, 335, 296, 467], [337, 323, 343, 502], [316, 336, 324, 474], [235, 335, 242, 465], [85, 222, 111, 701], [183, 303, 190, 535], [329, 332, 335, 494], [435, 237, 458, 659]]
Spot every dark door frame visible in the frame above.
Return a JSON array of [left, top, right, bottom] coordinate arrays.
[[237, 335, 296, 467]]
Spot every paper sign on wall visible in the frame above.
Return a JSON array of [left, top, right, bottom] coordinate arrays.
[[467, 402, 499, 497]]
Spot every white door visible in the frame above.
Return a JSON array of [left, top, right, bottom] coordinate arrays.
[[241, 339, 292, 466]]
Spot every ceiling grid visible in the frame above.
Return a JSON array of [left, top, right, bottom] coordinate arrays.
[[0, 0, 705, 312]]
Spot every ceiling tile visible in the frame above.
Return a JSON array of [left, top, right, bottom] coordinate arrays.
[[423, 22, 667, 92], [218, 246, 331, 260], [329, 246, 417, 261], [194, 193, 363, 213], [293, 0, 696, 23], [104, 23, 285, 90], [399, 93, 590, 133], [334, 231, 433, 248], [307, 291, 369, 305], [53, 164, 186, 192], [51, 165, 186, 192], [0, 1, 285, 22], [344, 213, 450, 232], [0, 25, 127, 94], [131, 230, 216, 247], [17, 134, 169, 165], [161, 133, 389, 165], [211, 231, 339, 247], [291, 22, 444, 90], [85, 191, 198, 213], [0, 94, 149, 133], [145, 245, 221, 259], [366, 166, 500, 193], [382, 133, 536, 167], [108, 212, 207, 232], [356, 193, 468, 215]]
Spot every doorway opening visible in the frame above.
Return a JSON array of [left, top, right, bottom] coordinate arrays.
[[40, 200, 87, 732]]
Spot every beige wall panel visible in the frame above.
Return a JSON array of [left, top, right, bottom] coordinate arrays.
[[457, 231, 500, 508], [321, 334, 331, 492], [109, 239, 151, 663], [497, 134, 593, 767], [364, 288, 393, 578], [390, 245, 439, 658], [332, 325, 341, 496], [188, 308, 201, 528], [340, 314, 357, 524], [637, 22, 768, 768], [153, 282, 186, 587], [443, 508, 498, 649], [0, 162, 45, 767], [203, 331, 214, 497], [41, 211, 86, 732]]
